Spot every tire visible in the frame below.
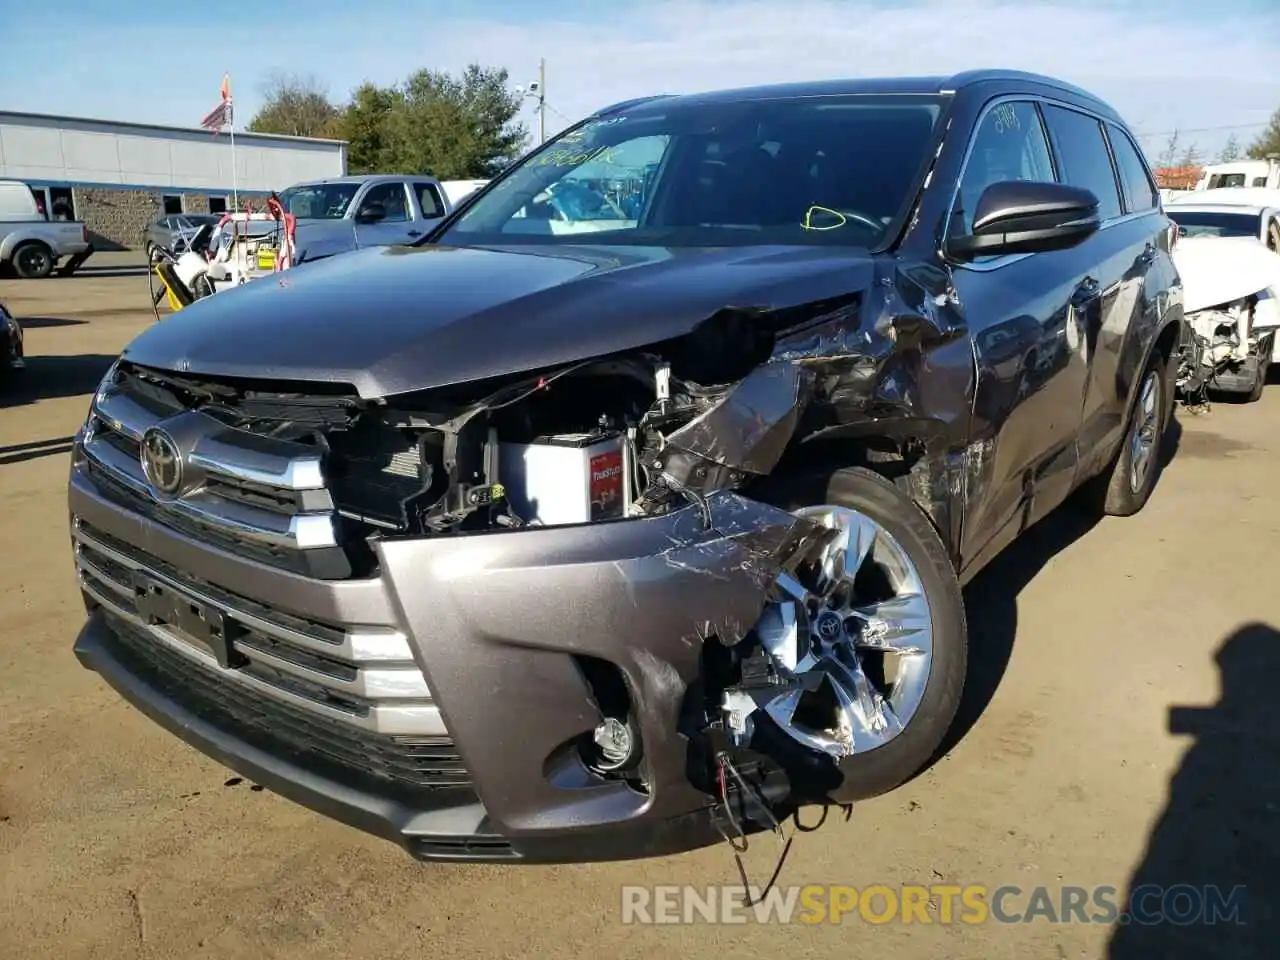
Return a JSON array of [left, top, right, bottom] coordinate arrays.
[[1247, 367, 1266, 403], [1080, 349, 1167, 517], [755, 466, 968, 801], [1246, 336, 1271, 403], [11, 242, 55, 279], [192, 274, 216, 299]]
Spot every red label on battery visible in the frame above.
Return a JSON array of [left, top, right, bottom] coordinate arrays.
[[589, 450, 624, 518]]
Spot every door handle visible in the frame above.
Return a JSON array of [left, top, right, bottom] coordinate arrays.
[[407, 229, 422, 237]]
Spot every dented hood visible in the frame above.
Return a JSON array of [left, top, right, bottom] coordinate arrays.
[[123, 242, 878, 398], [1173, 236, 1280, 315]]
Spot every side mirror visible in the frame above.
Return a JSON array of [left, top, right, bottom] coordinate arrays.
[[949, 181, 1100, 260], [355, 201, 386, 223]]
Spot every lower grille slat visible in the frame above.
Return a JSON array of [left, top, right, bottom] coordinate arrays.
[[100, 612, 472, 794], [73, 518, 441, 737]]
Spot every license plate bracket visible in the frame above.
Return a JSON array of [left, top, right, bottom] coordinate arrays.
[[132, 573, 247, 669]]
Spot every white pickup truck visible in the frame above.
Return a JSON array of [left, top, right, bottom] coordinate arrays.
[[0, 180, 95, 278]]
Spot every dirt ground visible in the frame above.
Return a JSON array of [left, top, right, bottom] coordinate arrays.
[[2, 254, 1277, 959]]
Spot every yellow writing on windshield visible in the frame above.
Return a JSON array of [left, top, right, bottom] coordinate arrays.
[[801, 205, 847, 231], [530, 145, 624, 169]]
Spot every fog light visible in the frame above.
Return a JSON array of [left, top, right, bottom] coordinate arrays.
[[592, 717, 637, 772]]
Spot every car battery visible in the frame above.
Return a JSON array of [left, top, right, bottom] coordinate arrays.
[[498, 431, 626, 526]]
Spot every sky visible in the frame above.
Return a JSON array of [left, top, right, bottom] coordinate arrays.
[[2, 0, 1279, 162]]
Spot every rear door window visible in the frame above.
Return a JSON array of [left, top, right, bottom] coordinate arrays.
[[413, 183, 445, 218], [1040, 105, 1123, 221]]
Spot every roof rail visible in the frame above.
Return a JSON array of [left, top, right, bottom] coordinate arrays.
[[593, 94, 673, 117], [943, 69, 1107, 106]]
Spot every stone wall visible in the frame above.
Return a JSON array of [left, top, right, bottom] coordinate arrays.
[[76, 187, 270, 249], [77, 187, 160, 251]]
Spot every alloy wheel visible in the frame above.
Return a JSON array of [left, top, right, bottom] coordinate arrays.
[[752, 505, 934, 758], [1129, 370, 1161, 494]]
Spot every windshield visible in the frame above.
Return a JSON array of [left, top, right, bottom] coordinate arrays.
[[438, 93, 943, 248], [277, 182, 359, 220], [1168, 210, 1263, 239]]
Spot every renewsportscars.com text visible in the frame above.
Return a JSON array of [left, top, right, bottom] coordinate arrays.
[[620, 883, 1247, 926]]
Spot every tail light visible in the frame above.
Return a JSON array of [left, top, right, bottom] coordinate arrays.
[[82, 224, 89, 243]]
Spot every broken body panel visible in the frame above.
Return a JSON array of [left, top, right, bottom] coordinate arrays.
[[1173, 236, 1280, 398]]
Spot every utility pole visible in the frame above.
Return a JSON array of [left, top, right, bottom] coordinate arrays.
[[538, 58, 546, 144]]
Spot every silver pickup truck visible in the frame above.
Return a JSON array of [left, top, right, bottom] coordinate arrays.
[[0, 180, 95, 278], [277, 174, 452, 265]]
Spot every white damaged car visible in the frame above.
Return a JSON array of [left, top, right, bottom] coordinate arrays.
[[1172, 233, 1280, 401]]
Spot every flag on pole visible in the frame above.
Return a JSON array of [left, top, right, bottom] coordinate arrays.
[[201, 74, 233, 134]]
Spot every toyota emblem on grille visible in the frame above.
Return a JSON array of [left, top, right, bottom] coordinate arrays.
[[140, 428, 183, 496]]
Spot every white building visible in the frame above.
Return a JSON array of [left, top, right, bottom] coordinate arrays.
[[0, 110, 347, 249]]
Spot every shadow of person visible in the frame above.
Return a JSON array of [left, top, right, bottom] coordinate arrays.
[[1108, 623, 1280, 958]]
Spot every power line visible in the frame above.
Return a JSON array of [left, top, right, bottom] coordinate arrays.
[[543, 102, 574, 123], [1133, 121, 1271, 139]]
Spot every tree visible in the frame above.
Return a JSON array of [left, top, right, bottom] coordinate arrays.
[[1218, 134, 1242, 163], [248, 73, 341, 139], [1158, 130, 1181, 169], [254, 63, 528, 177], [1178, 143, 1203, 168], [338, 83, 401, 174], [379, 65, 529, 178], [1247, 106, 1280, 160]]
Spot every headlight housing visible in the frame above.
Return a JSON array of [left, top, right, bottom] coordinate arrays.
[[83, 359, 121, 427]]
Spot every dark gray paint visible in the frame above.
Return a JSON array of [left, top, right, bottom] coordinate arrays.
[[122, 241, 882, 398]]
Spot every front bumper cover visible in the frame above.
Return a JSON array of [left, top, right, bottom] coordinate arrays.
[[71, 462, 812, 862], [74, 613, 729, 862]]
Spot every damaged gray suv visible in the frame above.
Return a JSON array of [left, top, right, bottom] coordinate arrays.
[[71, 70, 1182, 862]]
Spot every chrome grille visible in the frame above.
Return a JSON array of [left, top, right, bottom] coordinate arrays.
[[72, 365, 470, 794], [73, 519, 445, 739], [81, 363, 351, 577]]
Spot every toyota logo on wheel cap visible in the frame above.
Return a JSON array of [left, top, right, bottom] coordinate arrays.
[[140, 428, 183, 497], [816, 611, 843, 640]]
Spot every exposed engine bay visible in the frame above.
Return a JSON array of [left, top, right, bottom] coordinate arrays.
[[1176, 293, 1276, 400], [118, 284, 954, 544], [123, 341, 800, 538]]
